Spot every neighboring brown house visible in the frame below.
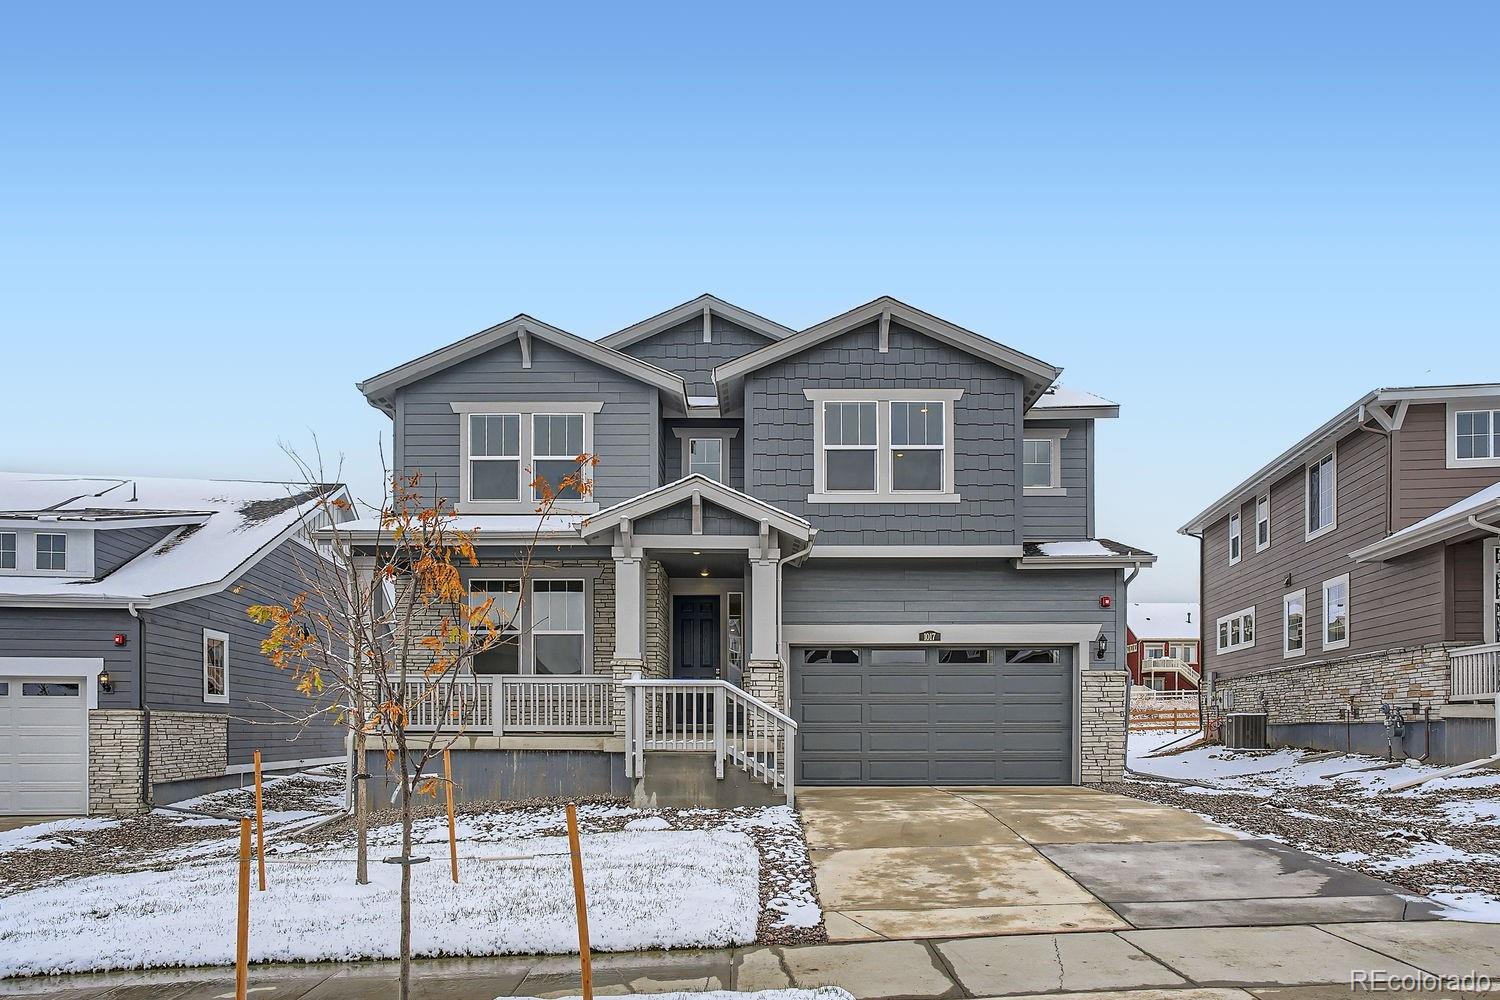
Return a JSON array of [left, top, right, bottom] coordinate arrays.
[[1181, 384, 1500, 764]]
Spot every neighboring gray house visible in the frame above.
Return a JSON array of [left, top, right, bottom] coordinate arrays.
[[1182, 385, 1500, 764], [345, 294, 1153, 803], [0, 473, 350, 815]]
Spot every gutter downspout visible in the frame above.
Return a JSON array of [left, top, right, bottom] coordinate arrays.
[[1119, 564, 1143, 780], [774, 529, 817, 700], [128, 602, 151, 811]]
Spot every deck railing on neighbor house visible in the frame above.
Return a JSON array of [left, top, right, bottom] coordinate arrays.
[[392, 675, 617, 734], [622, 678, 797, 805], [1450, 643, 1500, 701]]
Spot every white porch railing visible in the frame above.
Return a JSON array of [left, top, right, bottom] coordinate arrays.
[[623, 678, 798, 805], [1451, 642, 1500, 701], [391, 675, 617, 734], [1138, 657, 1201, 686]]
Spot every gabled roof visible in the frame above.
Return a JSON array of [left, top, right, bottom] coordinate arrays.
[[0, 473, 348, 609], [712, 297, 1061, 408], [1350, 481, 1500, 563], [357, 315, 689, 415], [581, 475, 815, 543], [598, 294, 795, 351], [1179, 383, 1500, 535]]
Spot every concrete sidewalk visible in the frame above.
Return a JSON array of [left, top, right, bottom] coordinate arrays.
[[3, 920, 1497, 999]]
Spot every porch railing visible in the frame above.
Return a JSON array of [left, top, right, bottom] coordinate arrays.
[[622, 678, 798, 805], [391, 675, 617, 734], [1451, 643, 1500, 702]]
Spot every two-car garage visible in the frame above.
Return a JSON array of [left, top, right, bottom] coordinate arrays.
[[790, 646, 1075, 786]]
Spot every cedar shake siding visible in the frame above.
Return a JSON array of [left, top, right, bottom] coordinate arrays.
[[1202, 426, 1448, 680], [744, 320, 1023, 546], [617, 314, 774, 398], [394, 336, 660, 506], [1393, 402, 1500, 530]]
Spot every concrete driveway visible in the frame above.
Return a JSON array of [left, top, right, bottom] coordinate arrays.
[[797, 785, 1434, 941]]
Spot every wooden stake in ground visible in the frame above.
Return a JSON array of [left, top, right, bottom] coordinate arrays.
[[565, 802, 593, 1000], [236, 817, 251, 1000], [252, 750, 267, 891], [443, 748, 458, 883]]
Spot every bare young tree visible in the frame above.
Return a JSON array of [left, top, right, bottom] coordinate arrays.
[[250, 453, 596, 1000]]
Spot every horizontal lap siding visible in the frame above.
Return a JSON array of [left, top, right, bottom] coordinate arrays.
[[1447, 539, 1485, 643], [1022, 418, 1092, 539], [618, 316, 774, 398], [395, 338, 658, 507], [661, 421, 746, 490], [0, 607, 140, 707], [782, 559, 1125, 671], [143, 538, 345, 767], [1395, 403, 1500, 530], [93, 526, 178, 577], [746, 321, 1020, 546], [1202, 427, 1447, 681]]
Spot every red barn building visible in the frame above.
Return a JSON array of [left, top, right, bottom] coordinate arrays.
[[1127, 602, 1201, 692]]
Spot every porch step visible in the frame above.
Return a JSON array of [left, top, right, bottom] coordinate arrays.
[[631, 751, 787, 809]]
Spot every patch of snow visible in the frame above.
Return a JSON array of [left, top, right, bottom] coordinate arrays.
[[515, 991, 853, 1000], [0, 830, 759, 977], [1426, 890, 1500, 923], [1035, 541, 1114, 557], [624, 816, 671, 831], [1030, 384, 1116, 410], [0, 817, 120, 854]]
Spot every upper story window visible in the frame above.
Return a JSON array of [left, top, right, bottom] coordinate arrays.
[[1143, 643, 1166, 659], [1255, 494, 1270, 552], [1228, 512, 1242, 565], [1216, 606, 1255, 653], [1306, 451, 1336, 539], [687, 437, 724, 482], [1022, 427, 1069, 495], [1282, 589, 1306, 658], [1170, 641, 1197, 663], [203, 629, 229, 703], [1450, 404, 1500, 468], [0, 533, 14, 570], [1322, 573, 1350, 651], [35, 533, 67, 571], [805, 389, 963, 503], [453, 402, 601, 512]]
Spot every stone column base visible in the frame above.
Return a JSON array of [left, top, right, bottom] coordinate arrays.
[[743, 659, 786, 712], [1080, 670, 1128, 783], [609, 658, 645, 737], [88, 710, 148, 816]]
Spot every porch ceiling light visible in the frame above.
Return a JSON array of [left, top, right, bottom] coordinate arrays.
[[699, 568, 710, 577]]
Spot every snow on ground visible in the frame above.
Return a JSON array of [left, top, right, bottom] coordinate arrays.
[[515, 992, 852, 1000], [1117, 733, 1500, 921], [0, 829, 758, 977]]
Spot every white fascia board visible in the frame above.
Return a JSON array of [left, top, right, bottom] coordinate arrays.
[[1024, 407, 1120, 420], [598, 294, 794, 350], [582, 475, 814, 541], [1374, 383, 1500, 403], [807, 545, 1024, 558], [1350, 502, 1500, 563], [0, 514, 212, 531], [1014, 555, 1156, 570]]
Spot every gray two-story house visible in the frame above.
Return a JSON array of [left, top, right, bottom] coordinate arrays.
[[346, 295, 1152, 802], [1182, 384, 1500, 764], [0, 473, 350, 815]]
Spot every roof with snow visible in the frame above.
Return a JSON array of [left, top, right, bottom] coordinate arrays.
[[1128, 602, 1201, 639], [1351, 480, 1500, 563], [1017, 538, 1155, 568], [1028, 384, 1120, 418], [0, 473, 346, 608]]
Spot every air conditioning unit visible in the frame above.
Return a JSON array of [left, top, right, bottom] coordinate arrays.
[[1222, 712, 1268, 750]]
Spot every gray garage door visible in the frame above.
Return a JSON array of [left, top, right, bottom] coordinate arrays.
[[791, 646, 1074, 785]]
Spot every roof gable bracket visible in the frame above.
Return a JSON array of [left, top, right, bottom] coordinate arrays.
[[758, 520, 771, 559], [703, 306, 712, 344], [1364, 400, 1409, 432], [620, 517, 633, 550], [878, 305, 891, 354], [518, 324, 532, 370], [691, 490, 703, 535]]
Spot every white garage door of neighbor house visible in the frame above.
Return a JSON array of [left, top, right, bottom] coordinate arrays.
[[0, 677, 90, 815]]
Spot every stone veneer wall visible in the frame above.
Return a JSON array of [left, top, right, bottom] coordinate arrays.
[[1209, 642, 1457, 724], [88, 709, 146, 816], [1079, 670, 1127, 783], [743, 661, 785, 711], [148, 711, 228, 785], [644, 560, 670, 681]]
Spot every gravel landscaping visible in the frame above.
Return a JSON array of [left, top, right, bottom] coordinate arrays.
[[1107, 732, 1500, 920]]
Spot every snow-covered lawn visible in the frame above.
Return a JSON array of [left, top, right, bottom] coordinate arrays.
[[1115, 732, 1500, 921], [0, 766, 823, 978]]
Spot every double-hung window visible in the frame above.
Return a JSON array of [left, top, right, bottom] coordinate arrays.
[[468, 414, 521, 501], [1282, 589, 1306, 658], [1170, 642, 1197, 663], [35, 533, 67, 571], [822, 401, 878, 492], [890, 401, 944, 492], [1024, 439, 1055, 489], [532, 414, 586, 501], [1306, 452, 1336, 538], [203, 629, 229, 703], [471, 579, 522, 674], [1228, 512, 1242, 565], [1255, 495, 1270, 551], [0, 532, 14, 570], [1452, 406, 1500, 467], [687, 437, 724, 481], [1322, 574, 1350, 650], [1143, 643, 1166, 659], [532, 579, 586, 674]]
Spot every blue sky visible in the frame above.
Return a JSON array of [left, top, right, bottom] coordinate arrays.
[[2, 3, 1496, 600]]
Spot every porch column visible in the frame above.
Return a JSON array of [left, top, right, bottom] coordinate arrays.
[[610, 547, 646, 737], [746, 556, 785, 709]]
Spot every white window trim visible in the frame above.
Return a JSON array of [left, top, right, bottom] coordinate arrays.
[[1255, 494, 1271, 552], [1023, 427, 1070, 496], [34, 532, 69, 574], [686, 437, 725, 482], [805, 388, 963, 504], [1228, 511, 1242, 566], [0, 531, 14, 571], [1170, 641, 1198, 663], [203, 629, 230, 704], [1305, 451, 1337, 541], [889, 401, 949, 497], [1143, 642, 1166, 658], [1448, 399, 1500, 469], [451, 401, 602, 514], [1484, 539, 1498, 645], [1282, 589, 1307, 659], [1322, 572, 1351, 651], [530, 412, 589, 503], [1216, 607, 1256, 654], [530, 578, 589, 675]]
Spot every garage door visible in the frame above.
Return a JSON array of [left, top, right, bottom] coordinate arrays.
[[0, 678, 90, 814], [791, 646, 1074, 785]]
